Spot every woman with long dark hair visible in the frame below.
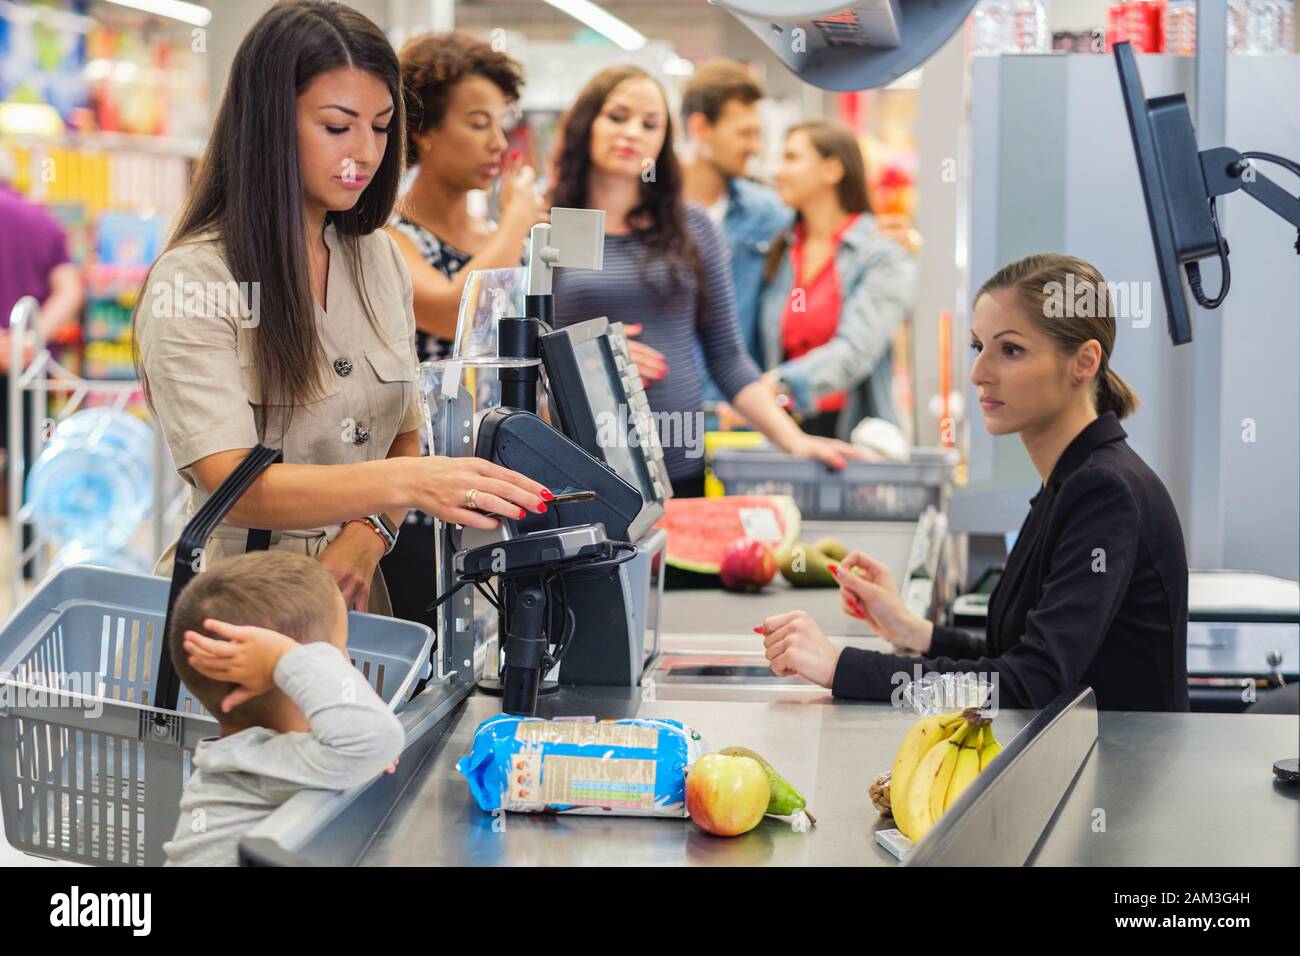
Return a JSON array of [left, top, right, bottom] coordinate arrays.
[[133, 1, 549, 614], [377, 31, 547, 630], [757, 254, 1189, 712], [549, 66, 864, 498], [757, 120, 917, 441]]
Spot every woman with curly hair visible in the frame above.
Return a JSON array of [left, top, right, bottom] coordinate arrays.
[[380, 30, 549, 628]]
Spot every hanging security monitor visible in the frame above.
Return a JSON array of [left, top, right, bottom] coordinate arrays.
[[712, 0, 979, 91]]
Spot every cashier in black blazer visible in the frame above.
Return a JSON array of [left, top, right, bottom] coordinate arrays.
[[756, 253, 1191, 711]]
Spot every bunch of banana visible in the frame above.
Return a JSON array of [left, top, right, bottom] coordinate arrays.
[[888, 709, 1003, 842]]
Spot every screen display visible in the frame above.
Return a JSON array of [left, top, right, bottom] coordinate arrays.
[[570, 336, 652, 502]]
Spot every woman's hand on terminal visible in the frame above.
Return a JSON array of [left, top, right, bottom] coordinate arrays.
[[320, 524, 384, 612], [755, 610, 843, 687], [182, 619, 299, 712], [401, 455, 551, 530], [831, 551, 933, 653]]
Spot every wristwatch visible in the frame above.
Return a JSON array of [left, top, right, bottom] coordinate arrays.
[[348, 513, 400, 555]]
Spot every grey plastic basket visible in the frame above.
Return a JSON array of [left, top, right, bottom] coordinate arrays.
[[709, 447, 957, 521], [0, 565, 431, 866], [0, 443, 433, 867]]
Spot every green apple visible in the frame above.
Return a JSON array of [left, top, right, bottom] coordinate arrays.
[[685, 753, 770, 836]]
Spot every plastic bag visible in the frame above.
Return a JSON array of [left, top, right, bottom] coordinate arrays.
[[457, 714, 705, 816]]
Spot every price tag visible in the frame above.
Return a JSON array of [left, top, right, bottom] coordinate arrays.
[[738, 507, 783, 544]]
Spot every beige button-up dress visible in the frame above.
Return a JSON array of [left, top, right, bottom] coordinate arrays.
[[135, 223, 423, 614]]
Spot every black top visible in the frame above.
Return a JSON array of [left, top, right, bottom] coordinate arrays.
[[833, 413, 1190, 711]]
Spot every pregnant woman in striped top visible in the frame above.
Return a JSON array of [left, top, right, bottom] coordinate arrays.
[[548, 66, 864, 499]]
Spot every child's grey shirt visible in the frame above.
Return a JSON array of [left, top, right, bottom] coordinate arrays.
[[163, 642, 405, 866]]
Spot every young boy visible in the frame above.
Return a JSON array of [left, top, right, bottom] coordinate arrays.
[[162, 550, 405, 866]]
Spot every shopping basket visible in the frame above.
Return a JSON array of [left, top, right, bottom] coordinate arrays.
[[0, 445, 433, 865]]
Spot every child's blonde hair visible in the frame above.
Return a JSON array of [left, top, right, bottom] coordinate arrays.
[[166, 550, 341, 722]]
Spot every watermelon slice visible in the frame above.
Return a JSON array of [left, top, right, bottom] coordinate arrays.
[[656, 496, 801, 575]]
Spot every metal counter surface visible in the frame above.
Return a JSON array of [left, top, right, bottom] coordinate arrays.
[[1028, 711, 1300, 866], [359, 690, 1031, 866], [349, 688, 1299, 867]]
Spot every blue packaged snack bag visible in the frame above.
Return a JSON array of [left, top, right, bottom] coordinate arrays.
[[457, 714, 705, 816]]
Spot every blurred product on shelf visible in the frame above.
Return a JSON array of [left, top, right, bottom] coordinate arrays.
[[1108, 0, 1293, 54], [1051, 30, 1107, 53], [1107, 0, 1166, 52], [969, 0, 1049, 54], [24, 406, 156, 553], [0, 0, 209, 138]]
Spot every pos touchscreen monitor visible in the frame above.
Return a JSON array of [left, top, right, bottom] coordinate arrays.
[[539, 317, 672, 524]]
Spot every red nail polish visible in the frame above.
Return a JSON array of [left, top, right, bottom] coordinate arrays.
[[538, 501, 547, 512], [541, 489, 555, 501], [518, 509, 526, 519], [753, 626, 764, 634], [827, 563, 839, 575]]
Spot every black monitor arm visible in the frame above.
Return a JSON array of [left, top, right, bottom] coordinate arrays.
[[1185, 148, 1300, 309]]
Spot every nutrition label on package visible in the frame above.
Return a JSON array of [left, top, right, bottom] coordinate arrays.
[[535, 755, 656, 811], [514, 720, 660, 750]]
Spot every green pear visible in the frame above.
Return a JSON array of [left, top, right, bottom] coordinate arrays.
[[812, 537, 849, 562], [720, 746, 816, 824]]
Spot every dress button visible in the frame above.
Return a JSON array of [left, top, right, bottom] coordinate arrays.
[[333, 358, 353, 377], [353, 424, 371, 445]]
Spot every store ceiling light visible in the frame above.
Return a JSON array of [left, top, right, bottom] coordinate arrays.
[[543, 0, 647, 52], [101, 0, 213, 28]]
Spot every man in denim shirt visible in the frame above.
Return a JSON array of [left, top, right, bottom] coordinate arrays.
[[681, 61, 793, 408]]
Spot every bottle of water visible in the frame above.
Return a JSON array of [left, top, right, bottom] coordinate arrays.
[[1166, 0, 1198, 53], [1241, 0, 1293, 52], [1011, 0, 1048, 52], [1228, 0, 1248, 49], [25, 408, 156, 552], [970, 0, 1013, 55]]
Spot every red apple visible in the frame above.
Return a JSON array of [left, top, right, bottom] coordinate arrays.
[[685, 753, 771, 836], [719, 538, 777, 592]]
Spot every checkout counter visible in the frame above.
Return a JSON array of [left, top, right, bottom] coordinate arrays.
[[238, 216, 1298, 868]]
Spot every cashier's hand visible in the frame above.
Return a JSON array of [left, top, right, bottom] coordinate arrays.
[[757, 610, 843, 687], [320, 524, 383, 612], [623, 323, 668, 386], [182, 619, 301, 712], [833, 551, 933, 653], [403, 455, 550, 530]]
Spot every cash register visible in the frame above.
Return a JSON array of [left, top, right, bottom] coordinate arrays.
[[424, 209, 673, 716]]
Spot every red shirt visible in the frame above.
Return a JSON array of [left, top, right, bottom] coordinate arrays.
[[780, 213, 859, 413]]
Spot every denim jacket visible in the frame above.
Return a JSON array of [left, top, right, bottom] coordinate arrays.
[[701, 177, 793, 404], [757, 213, 918, 441]]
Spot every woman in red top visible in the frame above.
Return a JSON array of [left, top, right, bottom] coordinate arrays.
[[757, 121, 916, 441]]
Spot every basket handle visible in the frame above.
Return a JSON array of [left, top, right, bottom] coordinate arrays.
[[157, 444, 283, 712]]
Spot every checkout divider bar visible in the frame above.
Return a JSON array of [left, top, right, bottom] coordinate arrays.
[[902, 686, 1099, 867]]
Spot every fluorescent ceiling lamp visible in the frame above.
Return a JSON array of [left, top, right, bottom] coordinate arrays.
[[101, 0, 213, 27], [543, 0, 647, 52]]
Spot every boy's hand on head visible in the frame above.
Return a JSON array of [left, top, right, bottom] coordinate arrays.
[[183, 618, 300, 712]]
